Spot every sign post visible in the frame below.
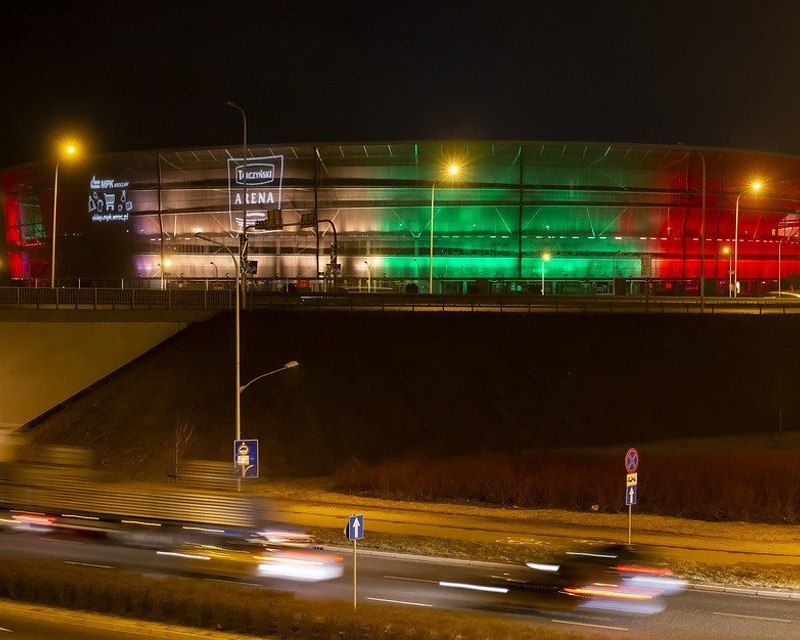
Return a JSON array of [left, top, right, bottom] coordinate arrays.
[[624, 447, 639, 546], [345, 514, 364, 610], [233, 439, 259, 479]]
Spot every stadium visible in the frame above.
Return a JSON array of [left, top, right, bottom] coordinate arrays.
[[2, 140, 800, 295]]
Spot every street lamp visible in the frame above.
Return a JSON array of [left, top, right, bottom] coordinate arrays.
[[195, 233, 241, 447], [429, 163, 461, 294], [210, 261, 219, 280], [721, 246, 732, 298], [240, 360, 299, 395], [227, 100, 248, 308], [541, 252, 552, 296], [734, 181, 762, 297], [363, 261, 371, 293], [51, 140, 80, 287]]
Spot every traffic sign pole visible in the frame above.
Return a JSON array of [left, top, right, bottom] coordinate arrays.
[[353, 537, 357, 610], [628, 503, 632, 546], [624, 448, 639, 547], [345, 514, 363, 610]]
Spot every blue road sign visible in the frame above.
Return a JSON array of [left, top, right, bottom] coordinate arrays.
[[233, 439, 259, 479], [346, 514, 364, 541], [624, 448, 639, 473], [625, 485, 638, 506]]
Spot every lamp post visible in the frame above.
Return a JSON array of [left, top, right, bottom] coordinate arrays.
[[429, 163, 461, 294], [541, 252, 552, 296], [733, 181, 762, 298], [240, 361, 299, 395], [363, 261, 371, 293], [210, 261, 219, 280], [196, 233, 241, 445], [51, 141, 79, 287], [227, 101, 248, 308], [722, 246, 732, 298]]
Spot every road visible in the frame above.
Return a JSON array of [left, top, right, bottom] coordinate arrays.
[[0, 529, 796, 639]]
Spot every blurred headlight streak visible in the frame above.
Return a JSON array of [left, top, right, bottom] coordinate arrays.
[[525, 562, 560, 572], [439, 581, 509, 594], [257, 551, 344, 582]]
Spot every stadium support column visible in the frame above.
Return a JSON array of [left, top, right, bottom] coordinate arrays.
[[518, 146, 524, 279], [157, 153, 165, 291], [315, 147, 320, 283], [699, 150, 706, 310]]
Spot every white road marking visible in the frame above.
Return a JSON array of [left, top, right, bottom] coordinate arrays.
[[64, 561, 114, 570], [383, 575, 439, 584], [367, 597, 432, 607], [551, 619, 629, 632], [0, 626, 11, 633], [712, 611, 793, 623]]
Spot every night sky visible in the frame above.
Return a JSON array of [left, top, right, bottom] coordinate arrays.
[[3, 1, 800, 168]]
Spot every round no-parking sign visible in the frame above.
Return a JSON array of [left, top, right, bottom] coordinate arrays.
[[625, 447, 639, 473]]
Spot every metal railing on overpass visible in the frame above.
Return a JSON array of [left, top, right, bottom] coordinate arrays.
[[2, 286, 800, 315]]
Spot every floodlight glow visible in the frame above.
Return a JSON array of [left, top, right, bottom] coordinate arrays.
[[448, 163, 460, 176], [751, 180, 763, 191]]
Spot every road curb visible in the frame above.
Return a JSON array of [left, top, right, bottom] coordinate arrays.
[[322, 545, 800, 600], [321, 544, 511, 570], [688, 583, 800, 600]]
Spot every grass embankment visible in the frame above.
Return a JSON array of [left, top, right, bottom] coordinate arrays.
[[334, 444, 800, 524], [0, 559, 587, 640]]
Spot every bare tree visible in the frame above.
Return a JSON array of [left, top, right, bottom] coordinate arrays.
[[173, 411, 195, 482]]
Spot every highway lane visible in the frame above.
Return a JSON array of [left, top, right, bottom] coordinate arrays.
[[0, 529, 796, 639]]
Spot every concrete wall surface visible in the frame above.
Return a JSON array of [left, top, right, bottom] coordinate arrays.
[[0, 322, 186, 429]]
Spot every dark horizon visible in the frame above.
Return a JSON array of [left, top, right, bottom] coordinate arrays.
[[3, 1, 800, 168]]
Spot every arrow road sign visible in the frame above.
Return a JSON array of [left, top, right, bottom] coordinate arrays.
[[624, 448, 639, 473], [625, 485, 638, 506], [346, 514, 364, 541]]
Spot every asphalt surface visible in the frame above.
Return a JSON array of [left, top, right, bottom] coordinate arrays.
[[0, 528, 796, 639]]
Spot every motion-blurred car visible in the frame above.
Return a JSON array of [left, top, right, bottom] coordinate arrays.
[[156, 537, 344, 583], [490, 544, 685, 615]]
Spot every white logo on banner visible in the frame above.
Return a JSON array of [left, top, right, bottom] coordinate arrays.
[[227, 155, 284, 230]]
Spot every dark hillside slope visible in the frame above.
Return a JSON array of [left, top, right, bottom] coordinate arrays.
[[28, 310, 800, 479]]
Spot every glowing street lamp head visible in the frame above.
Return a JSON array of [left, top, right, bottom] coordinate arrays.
[[59, 139, 80, 160], [163, 258, 173, 268], [447, 163, 460, 177], [750, 180, 763, 192], [542, 252, 552, 262], [722, 246, 731, 255]]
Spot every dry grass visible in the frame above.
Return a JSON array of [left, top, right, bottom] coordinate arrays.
[[334, 448, 800, 524]]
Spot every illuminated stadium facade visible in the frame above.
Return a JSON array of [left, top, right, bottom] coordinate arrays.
[[2, 140, 800, 295]]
